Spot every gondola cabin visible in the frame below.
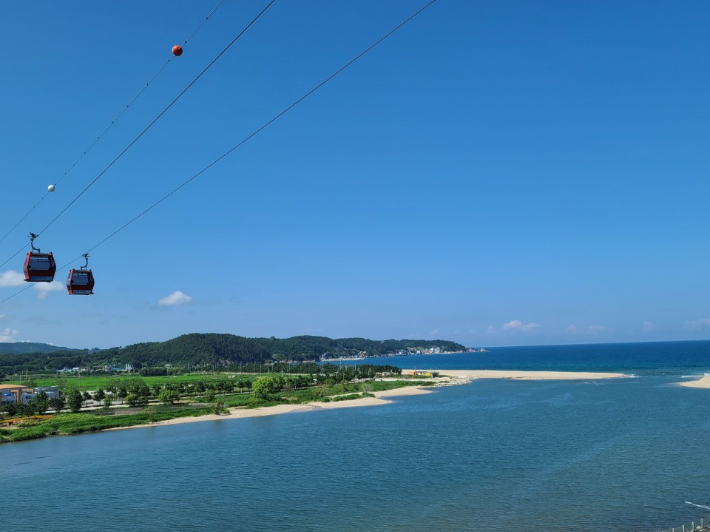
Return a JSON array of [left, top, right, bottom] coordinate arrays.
[[23, 252, 56, 282], [66, 269, 94, 295]]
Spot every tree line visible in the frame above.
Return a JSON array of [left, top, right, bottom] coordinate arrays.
[[0, 334, 463, 374], [0, 364, 402, 417]]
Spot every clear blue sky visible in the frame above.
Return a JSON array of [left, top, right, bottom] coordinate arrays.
[[0, 0, 708, 349]]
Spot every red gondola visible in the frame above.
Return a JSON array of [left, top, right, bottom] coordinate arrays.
[[23, 233, 56, 283], [67, 254, 94, 295]]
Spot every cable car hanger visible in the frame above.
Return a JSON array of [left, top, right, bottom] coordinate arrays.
[[29, 232, 39, 253]]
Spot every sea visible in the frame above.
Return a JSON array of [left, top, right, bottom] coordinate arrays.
[[2, 340, 710, 532]]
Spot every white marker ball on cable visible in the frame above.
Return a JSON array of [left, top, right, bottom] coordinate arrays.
[[48, 184, 55, 192]]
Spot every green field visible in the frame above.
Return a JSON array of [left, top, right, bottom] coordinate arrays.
[[30, 373, 267, 391]]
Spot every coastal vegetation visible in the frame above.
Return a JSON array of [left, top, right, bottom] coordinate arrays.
[[0, 368, 434, 444], [0, 335, 447, 444], [12, 364, 402, 392]]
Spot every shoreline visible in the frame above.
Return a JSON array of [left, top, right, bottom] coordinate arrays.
[[107, 369, 629, 433], [106, 386, 435, 432], [677, 374, 710, 389], [2, 369, 633, 442]]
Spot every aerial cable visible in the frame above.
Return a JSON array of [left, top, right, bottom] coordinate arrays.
[[181, 0, 227, 46], [0, 284, 32, 305], [69, 0, 440, 260], [0, 0, 437, 307], [54, 0, 226, 190], [0, 0, 272, 283], [0, 242, 29, 271], [0, 0, 227, 249], [34, 0, 275, 239]]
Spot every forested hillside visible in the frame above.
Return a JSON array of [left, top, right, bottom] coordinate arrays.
[[0, 334, 465, 374], [0, 342, 77, 355]]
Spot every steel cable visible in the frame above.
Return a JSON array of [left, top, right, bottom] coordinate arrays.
[[0, 0, 437, 306], [0, 0, 228, 248], [36, 0, 275, 238]]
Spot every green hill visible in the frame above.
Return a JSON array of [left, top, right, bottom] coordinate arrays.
[[96, 334, 464, 367], [0, 342, 77, 355], [0, 334, 465, 374]]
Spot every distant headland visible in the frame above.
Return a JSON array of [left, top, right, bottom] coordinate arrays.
[[0, 334, 471, 377]]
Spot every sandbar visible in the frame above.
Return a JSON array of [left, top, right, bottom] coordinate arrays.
[[677, 375, 710, 389], [421, 369, 628, 382]]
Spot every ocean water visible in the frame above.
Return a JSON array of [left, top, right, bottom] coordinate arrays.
[[345, 340, 710, 376], [2, 342, 710, 532]]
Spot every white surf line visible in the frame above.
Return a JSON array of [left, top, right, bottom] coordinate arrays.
[[686, 501, 710, 511]]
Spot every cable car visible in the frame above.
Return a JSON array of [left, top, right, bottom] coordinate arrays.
[[67, 254, 94, 295], [23, 233, 56, 283]]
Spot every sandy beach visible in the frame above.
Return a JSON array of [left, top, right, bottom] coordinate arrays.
[[677, 375, 710, 388], [417, 369, 629, 383], [107, 385, 434, 432]]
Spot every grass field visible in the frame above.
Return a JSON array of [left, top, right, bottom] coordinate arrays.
[[29, 373, 268, 391]]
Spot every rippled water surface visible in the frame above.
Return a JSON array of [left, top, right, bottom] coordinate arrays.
[[350, 340, 710, 376], [3, 344, 710, 531]]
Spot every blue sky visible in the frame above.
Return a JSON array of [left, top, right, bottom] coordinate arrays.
[[0, 0, 708, 349]]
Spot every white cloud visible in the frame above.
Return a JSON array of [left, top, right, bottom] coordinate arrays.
[[567, 324, 578, 333], [486, 325, 495, 333], [34, 281, 64, 299], [643, 321, 656, 332], [503, 320, 540, 331], [0, 270, 25, 287], [0, 327, 19, 342], [429, 328, 439, 336], [684, 318, 710, 331], [158, 290, 192, 306]]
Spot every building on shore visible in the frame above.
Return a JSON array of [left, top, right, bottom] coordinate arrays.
[[0, 384, 59, 405], [0, 384, 28, 404]]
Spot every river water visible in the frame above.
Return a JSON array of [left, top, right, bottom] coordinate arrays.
[[3, 342, 710, 531]]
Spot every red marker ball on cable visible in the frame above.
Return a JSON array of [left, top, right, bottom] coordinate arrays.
[[172, 45, 183, 57]]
